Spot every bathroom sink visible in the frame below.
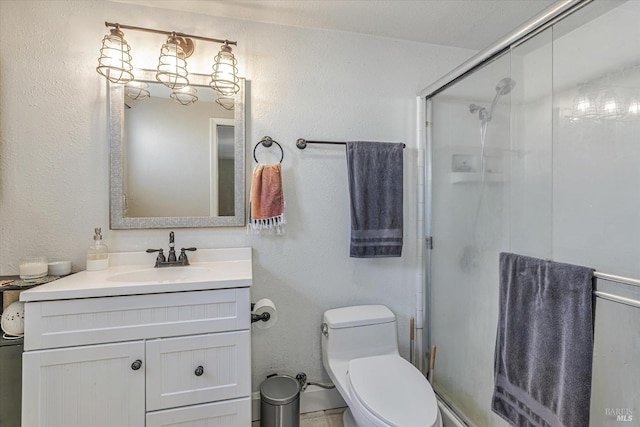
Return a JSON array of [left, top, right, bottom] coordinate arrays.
[[20, 248, 253, 302], [107, 266, 214, 283]]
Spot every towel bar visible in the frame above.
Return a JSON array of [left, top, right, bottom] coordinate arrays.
[[296, 138, 406, 149], [593, 271, 640, 308], [593, 291, 640, 308], [593, 271, 640, 288]]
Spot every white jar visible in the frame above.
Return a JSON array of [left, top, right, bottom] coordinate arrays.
[[19, 256, 48, 281]]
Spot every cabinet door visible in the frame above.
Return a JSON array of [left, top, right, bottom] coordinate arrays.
[[146, 397, 251, 427], [146, 331, 250, 411], [22, 341, 145, 427]]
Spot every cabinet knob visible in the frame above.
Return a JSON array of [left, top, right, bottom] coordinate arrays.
[[194, 365, 204, 376], [131, 360, 142, 371]]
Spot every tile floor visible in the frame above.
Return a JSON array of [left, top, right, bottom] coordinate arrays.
[[252, 407, 346, 427]]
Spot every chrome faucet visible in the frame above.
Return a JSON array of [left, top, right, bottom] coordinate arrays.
[[146, 231, 197, 267]]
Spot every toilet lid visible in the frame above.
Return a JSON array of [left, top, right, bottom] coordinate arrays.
[[348, 355, 438, 427]]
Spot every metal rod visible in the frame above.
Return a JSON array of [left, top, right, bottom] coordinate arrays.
[[592, 271, 640, 308], [409, 317, 415, 365], [594, 291, 640, 309], [296, 138, 406, 149], [594, 271, 640, 288], [105, 21, 237, 46], [418, 0, 591, 98]]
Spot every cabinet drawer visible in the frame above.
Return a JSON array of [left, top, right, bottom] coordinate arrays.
[[146, 397, 251, 427], [24, 288, 250, 351], [146, 331, 251, 411]]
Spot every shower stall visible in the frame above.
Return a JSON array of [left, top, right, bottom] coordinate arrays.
[[419, 1, 640, 426]]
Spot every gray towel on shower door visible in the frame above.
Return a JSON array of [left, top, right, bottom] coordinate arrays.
[[492, 252, 594, 427], [346, 141, 403, 258]]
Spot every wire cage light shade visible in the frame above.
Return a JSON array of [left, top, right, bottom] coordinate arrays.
[[626, 91, 640, 119], [215, 94, 235, 110], [598, 88, 624, 120], [210, 43, 240, 96], [571, 85, 598, 120], [170, 86, 198, 106], [96, 27, 134, 84], [156, 35, 189, 90], [125, 81, 150, 100]]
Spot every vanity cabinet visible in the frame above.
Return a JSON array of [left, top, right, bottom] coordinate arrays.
[[22, 288, 251, 427]]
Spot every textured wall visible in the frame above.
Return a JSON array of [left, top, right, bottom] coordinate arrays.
[[0, 0, 473, 391]]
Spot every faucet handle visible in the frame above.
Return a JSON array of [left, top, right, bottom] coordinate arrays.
[[146, 248, 166, 263], [178, 247, 197, 265]]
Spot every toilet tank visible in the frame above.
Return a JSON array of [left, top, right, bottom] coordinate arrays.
[[322, 305, 399, 361]]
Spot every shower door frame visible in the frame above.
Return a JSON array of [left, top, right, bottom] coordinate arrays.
[[418, 0, 593, 424]]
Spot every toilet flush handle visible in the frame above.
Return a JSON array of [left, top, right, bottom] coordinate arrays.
[[321, 322, 329, 337]]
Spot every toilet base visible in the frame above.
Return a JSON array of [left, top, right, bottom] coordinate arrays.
[[342, 408, 358, 427], [343, 404, 443, 427]]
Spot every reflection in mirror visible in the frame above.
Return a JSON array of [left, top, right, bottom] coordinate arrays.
[[110, 70, 245, 229]]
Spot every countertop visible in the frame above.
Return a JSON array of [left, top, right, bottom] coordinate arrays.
[[19, 248, 252, 302]]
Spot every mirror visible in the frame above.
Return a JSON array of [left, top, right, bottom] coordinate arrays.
[[109, 70, 246, 229]]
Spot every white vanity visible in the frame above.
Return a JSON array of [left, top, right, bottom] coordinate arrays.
[[20, 248, 252, 427]]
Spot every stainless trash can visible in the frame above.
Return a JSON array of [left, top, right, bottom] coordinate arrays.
[[260, 375, 300, 427]]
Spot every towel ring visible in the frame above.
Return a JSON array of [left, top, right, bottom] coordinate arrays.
[[253, 136, 284, 164]]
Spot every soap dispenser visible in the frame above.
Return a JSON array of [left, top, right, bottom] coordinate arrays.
[[86, 227, 109, 271]]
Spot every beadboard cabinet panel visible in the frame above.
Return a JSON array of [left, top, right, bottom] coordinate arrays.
[[24, 288, 250, 351], [22, 341, 145, 427]]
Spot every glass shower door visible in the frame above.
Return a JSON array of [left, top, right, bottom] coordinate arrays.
[[429, 53, 513, 426], [427, 2, 640, 424]]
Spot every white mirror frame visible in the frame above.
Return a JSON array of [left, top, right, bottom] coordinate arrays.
[[109, 71, 246, 229]]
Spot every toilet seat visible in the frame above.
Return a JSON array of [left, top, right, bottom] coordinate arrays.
[[348, 355, 439, 427]]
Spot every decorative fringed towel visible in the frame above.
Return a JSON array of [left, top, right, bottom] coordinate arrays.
[[248, 162, 286, 235], [346, 141, 403, 258], [492, 252, 594, 427]]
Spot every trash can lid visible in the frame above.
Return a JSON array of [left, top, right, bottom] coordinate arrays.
[[260, 375, 300, 405]]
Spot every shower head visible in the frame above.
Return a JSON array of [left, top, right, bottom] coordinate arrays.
[[469, 78, 516, 123], [496, 78, 516, 96], [487, 77, 516, 118]]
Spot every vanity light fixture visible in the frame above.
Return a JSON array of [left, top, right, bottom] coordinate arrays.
[[156, 33, 190, 90], [210, 41, 240, 96], [598, 88, 624, 120], [125, 81, 150, 100], [170, 86, 198, 106], [96, 25, 134, 84], [570, 85, 598, 120], [626, 91, 640, 118], [568, 65, 640, 122], [96, 22, 239, 107]]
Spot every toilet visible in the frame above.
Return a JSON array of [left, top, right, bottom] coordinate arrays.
[[321, 305, 442, 427]]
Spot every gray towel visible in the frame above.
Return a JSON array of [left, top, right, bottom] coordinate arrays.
[[492, 252, 594, 427], [346, 141, 403, 258]]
